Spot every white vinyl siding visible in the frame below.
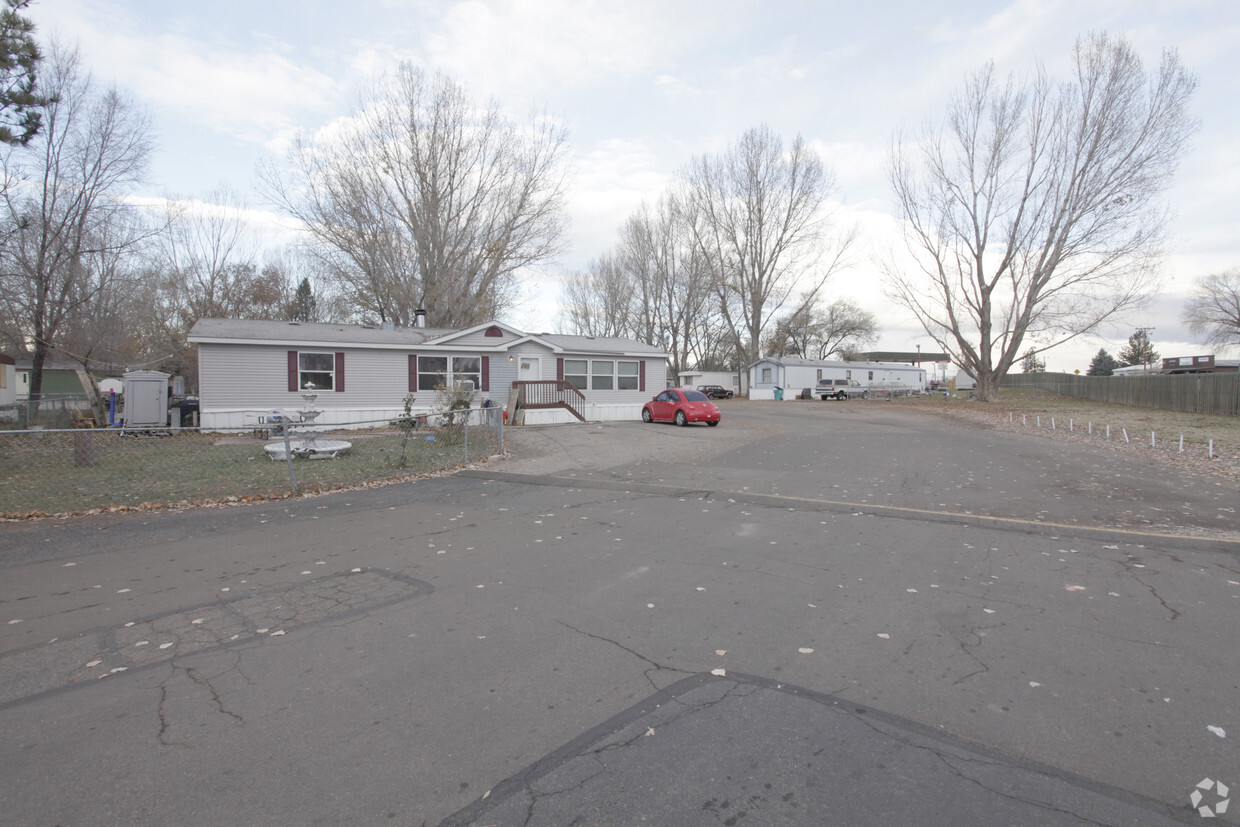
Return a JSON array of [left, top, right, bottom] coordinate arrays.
[[199, 345, 408, 409]]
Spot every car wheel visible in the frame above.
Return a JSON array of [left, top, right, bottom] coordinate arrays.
[[726, 392, 733, 399], [675, 410, 687, 427], [707, 420, 719, 427], [861, 390, 869, 399], [642, 407, 653, 423], [836, 392, 845, 400]]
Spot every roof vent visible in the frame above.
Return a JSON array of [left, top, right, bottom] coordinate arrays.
[[414, 308, 427, 328]]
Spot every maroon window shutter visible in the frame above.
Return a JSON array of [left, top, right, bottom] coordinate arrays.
[[408, 355, 417, 392], [556, 358, 564, 382], [481, 356, 490, 392], [639, 360, 646, 392], [334, 352, 345, 392], [288, 351, 298, 392]]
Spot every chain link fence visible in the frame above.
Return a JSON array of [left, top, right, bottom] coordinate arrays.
[[0, 408, 504, 518]]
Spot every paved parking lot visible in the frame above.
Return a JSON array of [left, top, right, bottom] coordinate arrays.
[[1, 400, 1236, 824]]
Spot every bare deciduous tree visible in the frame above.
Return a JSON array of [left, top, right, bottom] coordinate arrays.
[[1182, 268, 1240, 350], [886, 32, 1198, 401], [766, 296, 878, 360], [681, 125, 854, 369], [617, 195, 717, 378], [560, 252, 632, 339], [267, 65, 569, 328], [0, 43, 151, 396], [560, 193, 721, 378]]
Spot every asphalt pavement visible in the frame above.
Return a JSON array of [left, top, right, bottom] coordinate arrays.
[[0, 400, 1236, 825]]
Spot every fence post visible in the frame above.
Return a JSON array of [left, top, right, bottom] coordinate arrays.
[[282, 428, 299, 494], [463, 413, 470, 462]]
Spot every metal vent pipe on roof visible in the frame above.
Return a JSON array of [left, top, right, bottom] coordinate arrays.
[[414, 308, 426, 328]]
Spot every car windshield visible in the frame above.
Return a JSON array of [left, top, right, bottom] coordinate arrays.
[[683, 390, 710, 401]]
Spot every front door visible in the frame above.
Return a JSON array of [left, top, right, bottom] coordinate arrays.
[[519, 357, 540, 382]]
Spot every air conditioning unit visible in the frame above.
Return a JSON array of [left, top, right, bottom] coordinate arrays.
[[457, 380, 476, 393]]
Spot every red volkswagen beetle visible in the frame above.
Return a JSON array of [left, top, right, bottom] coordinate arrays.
[[641, 388, 721, 427]]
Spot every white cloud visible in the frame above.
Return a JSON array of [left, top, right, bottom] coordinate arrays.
[[654, 74, 697, 99], [32, 0, 342, 144], [424, 0, 681, 100]]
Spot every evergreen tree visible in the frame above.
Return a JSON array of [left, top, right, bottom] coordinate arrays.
[[291, 277, 316, 322], [1086, 348, 1119, 376], [0, 0, 49, 146], [1020, 348, 1045, 373], [1118, 329, 1159, 368]]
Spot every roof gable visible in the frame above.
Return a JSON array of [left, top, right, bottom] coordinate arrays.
[[424, 321, 528, 346]]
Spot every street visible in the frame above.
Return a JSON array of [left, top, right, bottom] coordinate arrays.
[[1, 401, 1236, 825]]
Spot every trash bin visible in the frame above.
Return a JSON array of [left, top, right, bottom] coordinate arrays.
[[774, 387, 783, 401]]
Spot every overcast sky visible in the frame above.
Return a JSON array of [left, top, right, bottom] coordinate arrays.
[[27, 0, 1240, 372]]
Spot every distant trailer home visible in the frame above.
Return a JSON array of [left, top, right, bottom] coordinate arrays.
[[187, 317, 669, 430], [748, 356, 927, 400]]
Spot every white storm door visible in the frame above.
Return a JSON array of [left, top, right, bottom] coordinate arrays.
[[519, 357, 540, 381]]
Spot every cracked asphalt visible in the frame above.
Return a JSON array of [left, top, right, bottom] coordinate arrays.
[[0, 400, 1236, 825]]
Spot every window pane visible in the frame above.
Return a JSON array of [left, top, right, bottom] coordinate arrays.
[[592, 374, 613, 390], [418, 355, 448, 392], [592, 361, 613, 375], [300, 372, 333, 391], [563, 358, 587, 390], [300, 352, 334, 372], [454, 356, 480, 374]]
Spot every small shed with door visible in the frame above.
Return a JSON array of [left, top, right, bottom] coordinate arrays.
[[122, 370, 171, 428]]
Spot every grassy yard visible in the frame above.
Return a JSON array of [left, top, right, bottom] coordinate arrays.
[[0, 425, 499, 518]]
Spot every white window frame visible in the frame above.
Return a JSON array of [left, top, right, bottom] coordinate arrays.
[[418, 355, 480, 391], [564, 359, 588, 390], [299, 351, 335, 391], [617, 360, 639, 390]]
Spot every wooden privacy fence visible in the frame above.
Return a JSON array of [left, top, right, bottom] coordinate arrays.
[[1002, 372, 1240, 416]]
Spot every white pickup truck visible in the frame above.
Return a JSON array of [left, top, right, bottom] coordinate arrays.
[[816, 379, 869, 400]]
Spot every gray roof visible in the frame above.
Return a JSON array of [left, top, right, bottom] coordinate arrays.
[[189, 318, 452, 346], [187, 318, 666, 357], [539, 334, 664, 356]]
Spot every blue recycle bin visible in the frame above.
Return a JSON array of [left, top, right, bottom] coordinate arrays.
[[774, 387, 783, 401]]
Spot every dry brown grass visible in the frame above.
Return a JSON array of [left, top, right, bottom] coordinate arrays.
[[896, 388, 1240, 482]]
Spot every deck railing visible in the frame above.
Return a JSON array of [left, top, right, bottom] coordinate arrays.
[[510, 380, 586, 422]]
